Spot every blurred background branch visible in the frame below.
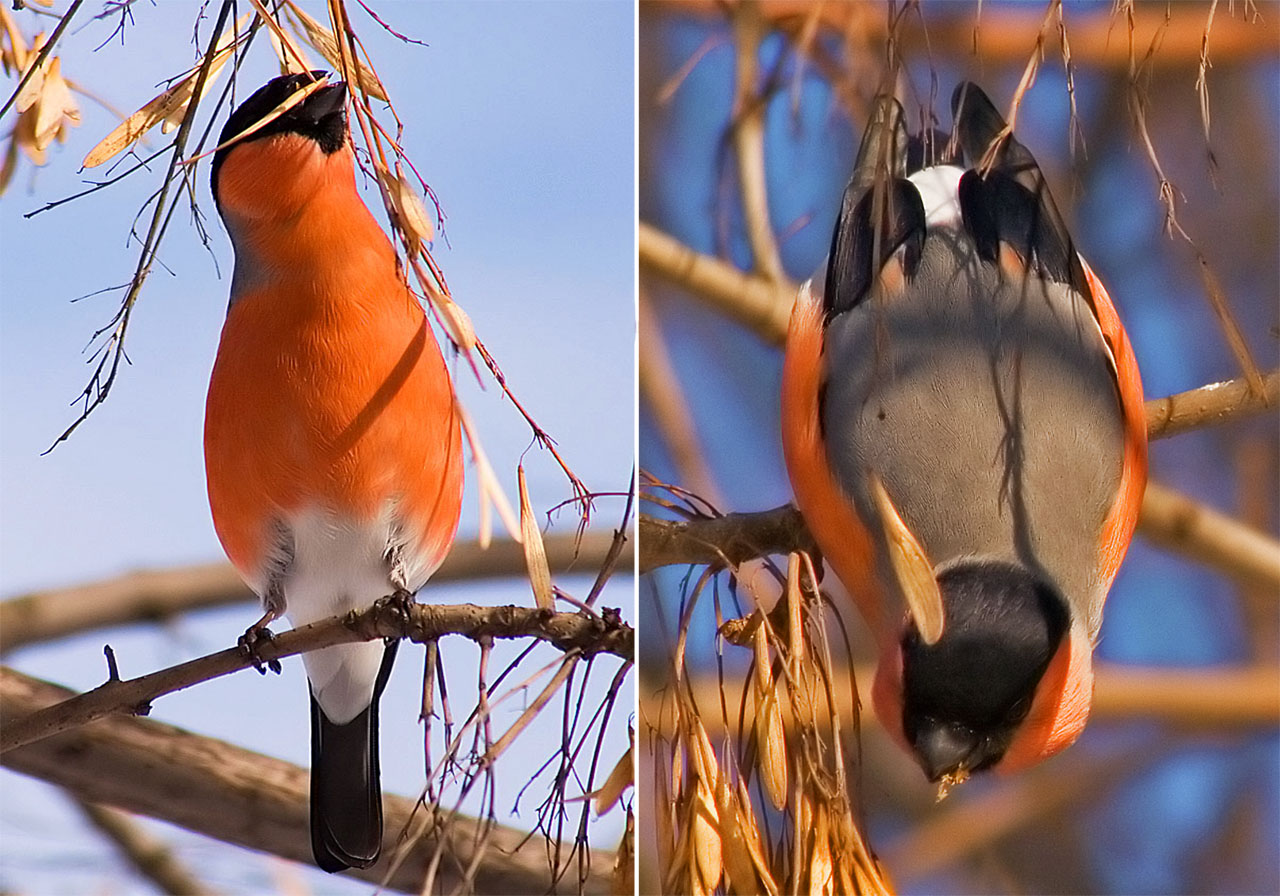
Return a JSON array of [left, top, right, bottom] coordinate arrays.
[[0, 667, 614, 895]]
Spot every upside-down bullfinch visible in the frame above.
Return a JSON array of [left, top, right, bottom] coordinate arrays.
[[204, 72, 464, 870], [781, 82, 1147, 786]]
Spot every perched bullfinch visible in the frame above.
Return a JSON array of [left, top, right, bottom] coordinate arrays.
[[204, 72, 464, 870], [781, 83, 1147, 787]]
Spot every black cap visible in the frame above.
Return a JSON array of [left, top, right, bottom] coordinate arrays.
[[212, 71, 348, 201]]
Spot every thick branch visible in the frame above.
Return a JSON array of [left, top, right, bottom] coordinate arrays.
[[646, 663, 1280, 737], [731, 0, 784, 282], [1, 668, 612, 894], [0, 531, 620, 653], [640, 224, 1278, 438], [639, 482, 1280, 592], [76, 801, 214, 896], [1141, 480, 1280, 591], [642, 1, 1279, 69], [0, 600, 632, 754], [1145, 369, 1280, 439], [639, 504, 812, 573], [639, 221, 792, 345]]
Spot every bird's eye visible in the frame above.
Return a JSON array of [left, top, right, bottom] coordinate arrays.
[[1006, 693, 1033, 723]]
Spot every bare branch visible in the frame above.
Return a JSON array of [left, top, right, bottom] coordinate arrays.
[[639, 221, 793, 345], [730, 0, 784, 282], [0, 600, 632, 755], [646, 662, 1280, 738], [0, 531, 622, 653], [1, 668, 613, 894], [1145, 369, 1279, 439], [1140, 479, 1280, 591], [639, 481, 1280, 592], [642, 1, 1279, 69], [76, 801, 215, 896], [639, 504, 813, 574]]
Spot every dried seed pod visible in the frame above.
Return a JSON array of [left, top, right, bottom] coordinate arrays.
[[756, 685, 787, 811], [807, 805, 833, 896], [691, 780, 723, 892]]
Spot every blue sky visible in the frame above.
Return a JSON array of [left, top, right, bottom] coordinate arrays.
[[1, 3, 635, 891]]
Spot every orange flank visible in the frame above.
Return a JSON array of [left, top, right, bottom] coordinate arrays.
[[780, 282, 890, 643], [997, 626, 1094, 772], [1082, 261, 1148, 596]]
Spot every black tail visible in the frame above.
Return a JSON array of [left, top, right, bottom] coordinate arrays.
[[309, 640, 399, 872]]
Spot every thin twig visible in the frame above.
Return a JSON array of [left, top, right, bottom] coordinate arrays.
[[0, 600, 632, 754]]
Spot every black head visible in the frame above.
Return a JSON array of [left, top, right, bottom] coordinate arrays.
[[900, 559, 1069, 781], [211, 71, 348, 202]]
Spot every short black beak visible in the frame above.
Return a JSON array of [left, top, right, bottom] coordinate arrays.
[[911, 719, 982, 781], [302, 80, 347, 122]]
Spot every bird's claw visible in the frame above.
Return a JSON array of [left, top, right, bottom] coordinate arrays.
[[238, 625, 282, 675], [374, 589, 415, 639]]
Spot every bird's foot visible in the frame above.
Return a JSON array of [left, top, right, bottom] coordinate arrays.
[[374, 588, 416, 640], [238, 624, 282, 675]]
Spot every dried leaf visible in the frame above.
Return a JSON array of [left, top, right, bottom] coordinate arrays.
[[0, 6, 30, 75], [787, 552, 804, 671], [161, 14, 246, 134], [266, 8, 315, 74], [421, 275, 477, 352], [0, 132, 18, 195], [752, 613, 772, 695], [870, 472, 945, 644], [756, 685, 787, 811], [14, 105, 45, 165], [611, 807, 634, 896], [714, 768, 759, 895], [32, 57, 78, 152], [83, 81, 185, 169], [284, 1, 388, 100], [391, 171, 435, 250], [457, 404, 521, 546], [594, 742, 633, 816], [730, 778, 780, 896], [691, 780, 722, 892], [12, 33, 46, 113], [83, 16, 245, 168], [808, 805, 833, 896], [688, 716, 719, 786], [517, 465, 554, 610]]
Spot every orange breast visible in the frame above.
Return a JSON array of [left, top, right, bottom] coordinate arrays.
[[203, 265, 464, 584]]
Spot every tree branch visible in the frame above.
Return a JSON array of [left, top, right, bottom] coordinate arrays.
[[76, 800, 215, 896], [645, 662, 1280, 738], [1145, 369, 1280, 439], [1140, 480, 1280, 591], [1, 668, 613, 894], [0, 531, 622, 653], [638, 503, 813, 573], [639, 481, 1280, 592], [0, 600, 632, 755], [639, 221, 792, 345], [730, 0, 784, 282], [640, 222, 1278, 438], [642, 1, 1279, 69]]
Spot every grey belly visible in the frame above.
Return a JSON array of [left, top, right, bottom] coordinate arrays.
[[820, 232, 1125, 610]]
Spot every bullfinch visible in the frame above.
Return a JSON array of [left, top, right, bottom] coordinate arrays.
[[204, 72, 464, 870], [781, 82, 1147, 786]]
